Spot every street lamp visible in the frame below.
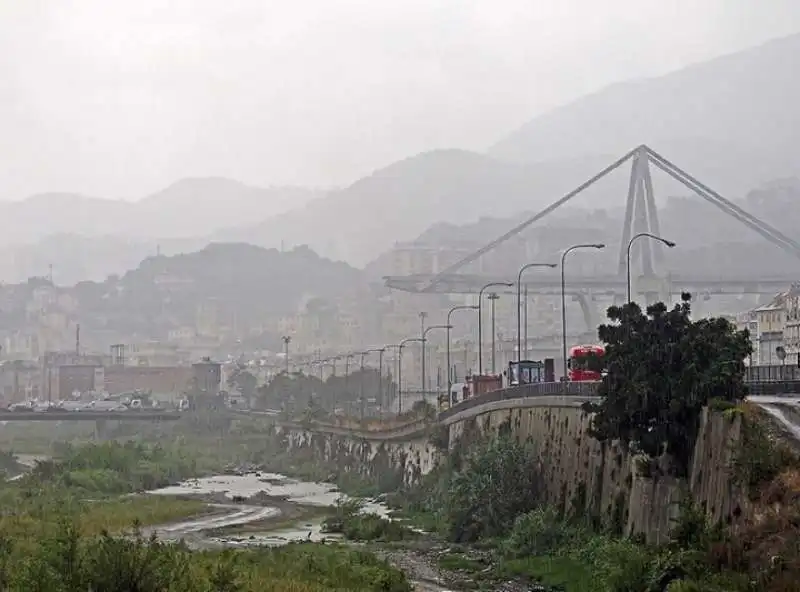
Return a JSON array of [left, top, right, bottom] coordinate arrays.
[[561, 244, 606, 381], [384, 344, 401, 413], [365, 348, 386, 414], [478, 281, 513, 375], [281, 336, 291, 374], [344, 353, 355, 412], [421, 324, 452, 403], [517, 262, 557, 361], [487, 293, 501, 373], [626, 232, 676, 303], [397, 337, 423, 414], [358, 351, 369, 421], [446, 305, 478, 393]]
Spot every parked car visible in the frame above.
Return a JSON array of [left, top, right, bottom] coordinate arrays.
[[9, 401, 35, 412], [87, 400, 127, 412]]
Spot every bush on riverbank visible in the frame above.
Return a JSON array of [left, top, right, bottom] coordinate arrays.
[[0, 520, 411, 592], [23, 441, 198, 494], [322, 498, 417, 542]]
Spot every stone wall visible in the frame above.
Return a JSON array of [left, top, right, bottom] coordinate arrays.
[[445, 399, 745, 544], [276, 398, 745, 544], [276, 424, 437, 488]]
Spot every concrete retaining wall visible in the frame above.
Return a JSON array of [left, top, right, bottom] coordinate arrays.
[[276, 400, 745, 544]]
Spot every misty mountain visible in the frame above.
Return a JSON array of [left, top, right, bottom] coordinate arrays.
[[220, 35, 800, 268], [219, 149, 621, 267], [368, 177, 800, 280], [489, 33, 800, 189], [14, 243, 369, 350], [0, 178, 322, 247], [0, 234, 210, 285]]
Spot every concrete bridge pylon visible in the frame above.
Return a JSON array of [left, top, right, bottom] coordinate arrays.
[[412, 145, 800, 316]]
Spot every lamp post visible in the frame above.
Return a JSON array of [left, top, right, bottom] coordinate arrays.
[[446, 305, 478, 393], [365, 348, 385, 414], [344, 353, 354, 413], [281, 336, 291, 374], [626, 232, 676, 303], [358, 351, 368, 421], [384, 344, 401, 413], [478, 281, 513, 376], [327, 356, 341, 413], [397, 338, 423, 414], [517, 263, 557, 361], [561, 244, 606, 381], [421, 324, 452, 403], [487, 293, 500, 373]]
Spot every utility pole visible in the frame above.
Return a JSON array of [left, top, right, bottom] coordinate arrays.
[[523, 285, 528, 359], [359, 351, 366, 421], [488, 293, 499, 373], [282, 336, 291, 374]]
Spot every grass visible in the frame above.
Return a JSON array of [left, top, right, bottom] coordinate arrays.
[[227, 543, 412, 591], [437, 551, 486, 572], [79, 494, 210, 534], [496, 556, 591, 592]]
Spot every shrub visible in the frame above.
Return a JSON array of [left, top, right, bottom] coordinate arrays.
[[322, 498, 416, 542], [442, 434, 542, 542], [503, 507, 579, 558]]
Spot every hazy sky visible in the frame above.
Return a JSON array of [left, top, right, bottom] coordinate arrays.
[[1, 0, 798, 200]]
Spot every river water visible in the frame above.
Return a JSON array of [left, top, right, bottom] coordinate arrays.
[[146, 472, 390, 548]]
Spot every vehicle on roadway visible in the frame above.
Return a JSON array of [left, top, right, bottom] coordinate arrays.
[[567, 344, 605, 381], [87, 400, 128, 412]]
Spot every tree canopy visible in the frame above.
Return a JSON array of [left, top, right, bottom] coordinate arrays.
[[585, 293, 752, 476]]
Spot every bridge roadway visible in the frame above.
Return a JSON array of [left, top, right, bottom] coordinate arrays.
[[0, 411, 182, 422], [383, 272, 796, 295], [281, 380, 800, 441]]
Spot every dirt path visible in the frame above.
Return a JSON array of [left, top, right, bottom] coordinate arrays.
[[379, 549, 459, 592]]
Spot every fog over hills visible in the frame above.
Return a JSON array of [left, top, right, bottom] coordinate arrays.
[[0, 179, 322, 246], [489, 33, 800, 184], [3, 32, 800, 282], [223, 33, 800, 267], [216, 149, 607, 266]]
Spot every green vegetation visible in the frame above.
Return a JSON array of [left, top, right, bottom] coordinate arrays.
[[584, 293, 752, 476], [322, 498, 417, 542], [0, 437, 413, 591], [23, 440, 198, 494], [0, 524, 410, 592], [377, 295, 800, 591]]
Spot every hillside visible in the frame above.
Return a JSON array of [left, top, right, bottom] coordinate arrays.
[[367, 177, 800, 281], [220, 149, 619, 266], [0, 243, 368, 351], [489, 33, 800, 189], [0, 179, 322, 247]]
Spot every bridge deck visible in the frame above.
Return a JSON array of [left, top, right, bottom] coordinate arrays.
[[0, 411, 182, 421], [384, 273, 797, 294]]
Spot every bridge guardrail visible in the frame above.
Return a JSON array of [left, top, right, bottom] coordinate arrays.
[[438, 379, 800, 422], [745, 365, 800, 382], [746, 381, 800, 396], [438, 381, 601, 421]]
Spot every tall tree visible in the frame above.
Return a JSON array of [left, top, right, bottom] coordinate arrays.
[[584, 293, 752, 476]]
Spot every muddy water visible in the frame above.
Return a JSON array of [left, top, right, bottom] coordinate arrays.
[[148, 474, 457, 590], [146, 472, 388, 548]]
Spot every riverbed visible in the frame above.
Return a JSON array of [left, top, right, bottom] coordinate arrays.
[[145, 472, 389, 548]]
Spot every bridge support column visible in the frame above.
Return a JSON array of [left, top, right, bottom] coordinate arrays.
[[94, 419, 108, 441]]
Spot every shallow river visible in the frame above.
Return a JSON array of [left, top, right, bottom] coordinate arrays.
[[146, 472, 389, 548]]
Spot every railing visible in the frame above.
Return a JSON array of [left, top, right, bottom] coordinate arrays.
[[439, 378, 800, 422], [745, 365, 800, 382], [438, 381, 600, 421], [746, 381, 800, 396]]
